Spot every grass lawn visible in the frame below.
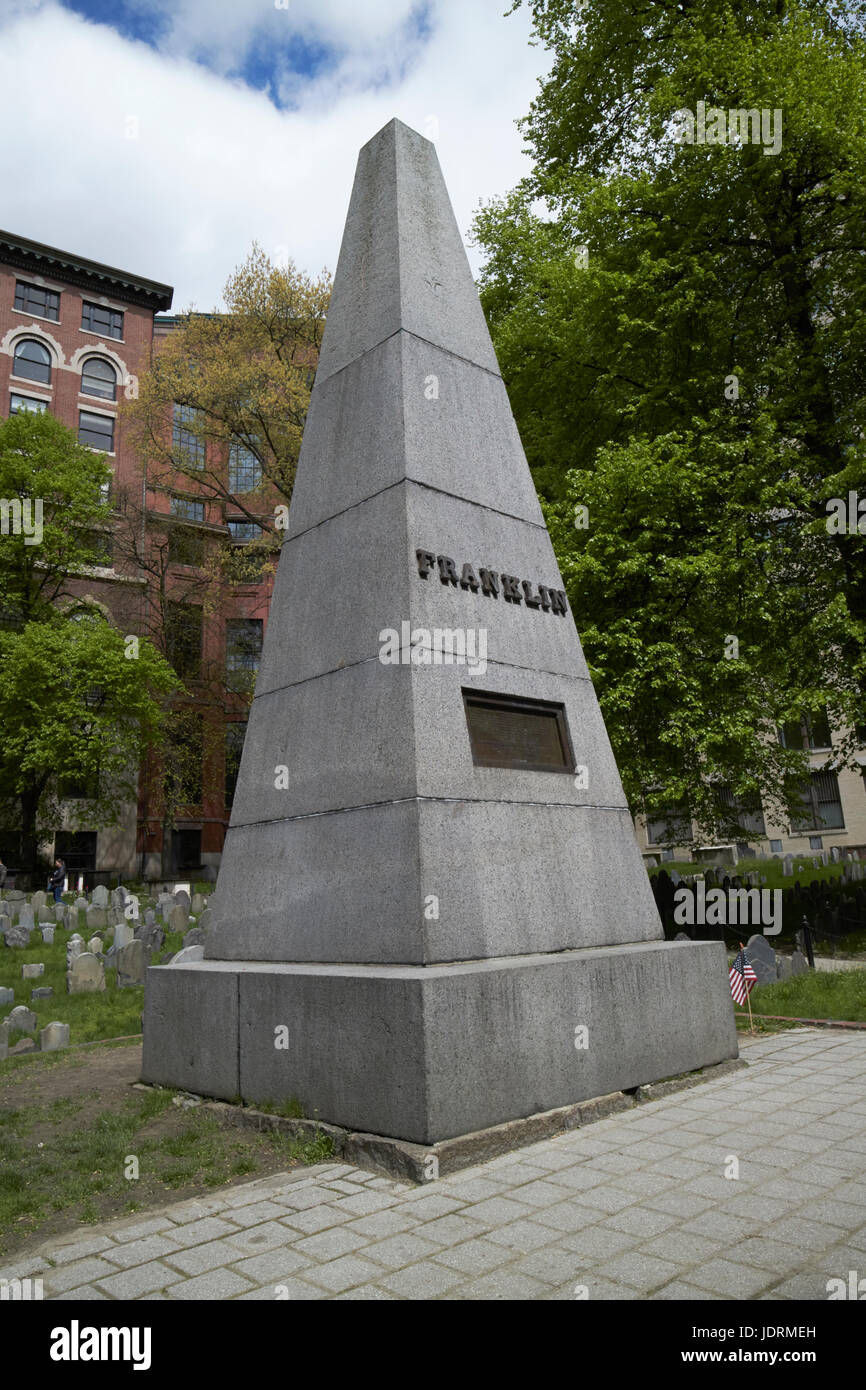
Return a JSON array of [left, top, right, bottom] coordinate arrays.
[[649, 856, 848, 891], [1, 912, 187, 1045], [0, 1042, 334, 1262], [735, 966, 866, 1030]]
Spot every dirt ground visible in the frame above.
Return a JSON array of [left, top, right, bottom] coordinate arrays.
[[0, 1042, 321, 1262]]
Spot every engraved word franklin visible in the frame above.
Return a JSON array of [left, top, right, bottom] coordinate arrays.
[[415, 549, 568, 615]]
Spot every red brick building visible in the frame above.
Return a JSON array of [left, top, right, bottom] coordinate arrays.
[[0, 230, 278, 883]]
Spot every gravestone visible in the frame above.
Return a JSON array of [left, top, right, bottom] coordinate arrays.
[[67, 953, 105, 994], [141, 118, 737, 1144], [4, 924, 32, 949], [196, 909, 211, 934], [113, 922, 135, 952], [18, 904, 35, 931], [21, 963, 44, 979], [7, 1004, 38, 1033], [54, 903, 66, 922], [0, 1019, 7, 1061], [91, 885, 110, 908], [168, 904, 189, 934], [783, 855, 794, 877], [745, 934, 777, 986], [86, 935, 104, 956], [30, 890, 46, 914], [111, 887, 127, 916], [86, 905, 108, 932], [38, 906, 53, 924], [136, 923, 164, 953], [174, 890, 191, 911], [116, 939, 147, 989], [67, 934, 84, 961], [144, 908, 156, 928], [191, 893, 206, 916], [41, 926, 54, 946], [0, 986, 14, 1006], [776, 955, 792, 981], [0, 913, 10, 937], [791, 949, 808, 975], [31, 986, 52, 1000], [171, 944, 204, 965], [183, 927, 204, 948], [40, 1021, 70, 1052], [73, 898, 88, 916]]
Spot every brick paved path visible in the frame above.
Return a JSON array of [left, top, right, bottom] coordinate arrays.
[[4, 1029, 865, 1300]]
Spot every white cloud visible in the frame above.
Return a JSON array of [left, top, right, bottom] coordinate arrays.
[[0, 0, 547, 308]]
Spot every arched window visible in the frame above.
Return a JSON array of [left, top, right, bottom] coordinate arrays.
[[13, 338, 51, 385], [81, 356, 117, 401]]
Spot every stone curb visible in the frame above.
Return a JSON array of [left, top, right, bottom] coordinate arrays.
[[184, 1055, 748, 1185]]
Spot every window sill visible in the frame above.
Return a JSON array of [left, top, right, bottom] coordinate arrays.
[[79, 390, 118, 404], [9, 374, 52, 390], [79, 328, 124, 343], [11, 308, 60, 325]]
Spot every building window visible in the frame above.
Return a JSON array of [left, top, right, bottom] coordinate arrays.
[[714, 783, 766, 838], [82, 530, 113, 567], [227, 520, 262, 543], [170, 495, 205, 522], [13, 338, 52, 384], [54, 831, 97, 873], [78, 410, 115, 451], [166, 716, 203, 807], [10, 393, 47, 414], [81, 356, 117, 401], [166, 602, 203, 681], [645, 797, 692, 846], [172, 404, 204, 467], [15, 281, 60, 321], [228, 442, 262, 493], [168, 527, 205, 566], [171, 828, 201, 873], [225, 618, 262, 692], [779, 709, 833, 751], [59, 768, 100, 799], [790, 771, 845, 832], [82, 301, 123, 339], [769, 839, 783, 853], [225, 721, 247, 808], [809, 835, 824, 850]]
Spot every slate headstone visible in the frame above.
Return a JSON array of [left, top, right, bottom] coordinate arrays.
[[782, 855, 794, 877], [31, 986, 53, 1000], [53, 903, 66, 922], [116, 939, 147, 988], [776, 955, 792, 981], [18, 904, 35, 931], [86, 905, 108, 931], [113, 921, 134, 951], [91, 885, 110, 908], [30, 890, 46, 914], [745, 934, 777, 986], [86, 935, 104, 956], [0, 913, 10, 937], [41, 925, 55, 945], [183, 927, 204, 947], [168, 904, 189, 934], [0, 986, 14, 1006], [66, 953, 105, 994]]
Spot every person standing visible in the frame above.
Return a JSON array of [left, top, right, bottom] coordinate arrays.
[[48, 857, 65, 904]]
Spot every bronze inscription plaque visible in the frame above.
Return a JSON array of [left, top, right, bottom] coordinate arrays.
[[463, 689, 575, 772]]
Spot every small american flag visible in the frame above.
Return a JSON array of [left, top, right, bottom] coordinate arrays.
[[729, 948, 757, 1006]]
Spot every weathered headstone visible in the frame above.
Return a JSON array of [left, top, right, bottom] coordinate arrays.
[[170, 944, 205, 965], [745, 934, 777, 986], [40, 1021, 70, 1052], [144, 908, 157, 928], [4, 924, 32, 949], [191, 893, 206, 916], [7, 1003, 38, 1033], [21, 963, 44, 979], [111, 886, 127, 916], [173, 889, 191, 911], [113, 921, 134, 951], [136, 923, 164, 954], [86, 935, 104, 956], [41, 925, 55, 945], [791, 949, 808, 976], [18, 904, 35, 931], [0, 913, 10, 937], [30, 890, 46, 914], [86, 905, 108, 931], [196, 908, 211, 934], [31, 986, 53, 1000], [141, 118, 738, 1143], [66, 953, 105, 994], [54, 902, 66, 922], [73, 897, 88, 916], [0, 986, 14, 1006], [38, 906, 54, 924], [168, 904, 189, 934], [183, 927, 204, 948], [116, 939, 147, 989], [782, 855, 794, 877], [776, 955, 793, 981], [91, 885, 110, 908], [0, 1019, 7, 1060]]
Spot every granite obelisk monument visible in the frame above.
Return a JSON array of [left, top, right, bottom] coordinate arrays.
[[143, 119, 737, 1144]]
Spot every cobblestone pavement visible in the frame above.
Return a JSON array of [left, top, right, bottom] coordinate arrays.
[[4, 1029, 865, 1301]]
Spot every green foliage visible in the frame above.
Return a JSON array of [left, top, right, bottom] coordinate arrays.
[[475, 0, 866, 841]]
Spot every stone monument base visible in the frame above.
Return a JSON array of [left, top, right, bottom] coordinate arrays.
[[142, 940, 737, 1145]]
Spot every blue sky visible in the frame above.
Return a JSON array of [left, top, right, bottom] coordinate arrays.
[[0, 0, 546, 307]]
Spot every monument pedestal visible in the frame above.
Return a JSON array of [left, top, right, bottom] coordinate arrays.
[[142, 940, 735, 1145]]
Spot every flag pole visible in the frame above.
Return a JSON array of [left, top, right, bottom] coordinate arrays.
[[741, 941, 756, 1035]]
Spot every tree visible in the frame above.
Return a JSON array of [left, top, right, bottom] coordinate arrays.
[[0, 613, 179, 875], [123, 243, 331, 540], [0, 410, 113, 625], [474, 0, 866, 842]]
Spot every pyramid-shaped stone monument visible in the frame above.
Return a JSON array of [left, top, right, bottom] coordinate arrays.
[[142, 119, 737, 1145]]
